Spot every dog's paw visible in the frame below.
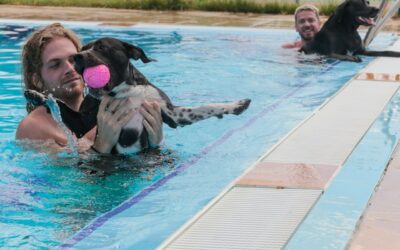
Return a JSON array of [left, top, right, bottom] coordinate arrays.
[[24, 89, 48, 107], [233, 99, 251, 115], [352, 56, 362, 63]]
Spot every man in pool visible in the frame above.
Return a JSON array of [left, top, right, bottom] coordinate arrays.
[[282, 4, 321, 49], [16, 23, 163, 154]]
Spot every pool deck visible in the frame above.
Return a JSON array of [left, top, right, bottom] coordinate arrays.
[[2, 5, 400, 250]]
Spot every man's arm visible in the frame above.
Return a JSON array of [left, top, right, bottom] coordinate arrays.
[[281, 40, 304, 49], [16, 106, 70, 146]]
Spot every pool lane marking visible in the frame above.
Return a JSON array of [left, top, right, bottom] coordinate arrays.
[[58, 60, 341, 249]]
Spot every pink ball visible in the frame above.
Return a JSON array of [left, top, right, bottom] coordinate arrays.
[[83, 64, 110, 89]]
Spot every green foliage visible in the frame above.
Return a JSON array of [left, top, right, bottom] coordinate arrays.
[[0, 0, 337, 15], [0, 0, 188, 9], [136, 0, 189, 10], [318, 2, 337, 16], [194, 0, 297, 14]]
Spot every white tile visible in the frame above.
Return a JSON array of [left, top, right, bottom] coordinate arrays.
[[360, 57, 400, 75], [263, 80, 400, 166]]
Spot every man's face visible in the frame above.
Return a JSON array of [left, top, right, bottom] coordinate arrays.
[[40, 37, 84, 100], [295, 10, 321, 42]]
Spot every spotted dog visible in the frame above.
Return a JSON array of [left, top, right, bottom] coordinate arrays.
[[73, 37, 251, 154]]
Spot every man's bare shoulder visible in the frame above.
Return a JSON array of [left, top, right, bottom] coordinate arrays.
[[16, 106, 65, 142]]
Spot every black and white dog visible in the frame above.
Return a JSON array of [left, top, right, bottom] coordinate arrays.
[[73, 38, 251, 154], [300, 0, 400, 62]]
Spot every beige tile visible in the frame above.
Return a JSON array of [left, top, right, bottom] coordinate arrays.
[[356, 72, 400, 82], [236, 161, 338, 189]]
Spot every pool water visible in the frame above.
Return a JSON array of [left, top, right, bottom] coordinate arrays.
[[0, 22, 396, 249]]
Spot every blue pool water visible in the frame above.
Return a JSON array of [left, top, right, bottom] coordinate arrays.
[[0, 21, 397, 249]]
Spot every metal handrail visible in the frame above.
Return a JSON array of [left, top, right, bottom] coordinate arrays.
[[364, 0, 400, 48]]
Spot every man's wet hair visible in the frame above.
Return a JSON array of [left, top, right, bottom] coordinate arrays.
[[294, 4, 320, 22], [22, 23, 81, 112]]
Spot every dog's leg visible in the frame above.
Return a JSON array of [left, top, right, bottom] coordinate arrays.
[[162, 99, 251, 127], [330, 53, 362, 62]]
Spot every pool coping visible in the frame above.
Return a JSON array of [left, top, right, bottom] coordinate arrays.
[[158, 40, 400, 249]]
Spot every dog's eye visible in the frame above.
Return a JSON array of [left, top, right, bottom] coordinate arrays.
[[99, 45, 106, 50], [95, 43, 106, 51]]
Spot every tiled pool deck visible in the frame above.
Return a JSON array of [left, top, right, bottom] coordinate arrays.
[[2, 5, 400, 249]]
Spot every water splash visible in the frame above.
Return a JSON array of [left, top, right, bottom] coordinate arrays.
[[45, 95, 79, 155]]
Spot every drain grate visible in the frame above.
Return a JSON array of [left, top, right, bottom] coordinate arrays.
[[162, 186, 321, 250]]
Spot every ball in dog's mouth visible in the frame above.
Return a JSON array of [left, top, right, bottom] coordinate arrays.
[[83, 64, 110, 89]]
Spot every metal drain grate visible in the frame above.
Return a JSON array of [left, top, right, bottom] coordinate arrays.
[[162, 186, 321, 250]]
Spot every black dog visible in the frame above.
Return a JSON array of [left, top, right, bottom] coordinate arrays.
[[73, 38, 251, 154], [300, 0, 400, 62]]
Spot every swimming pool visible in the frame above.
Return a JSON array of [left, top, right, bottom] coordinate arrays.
[[0, 21, 397, 249]]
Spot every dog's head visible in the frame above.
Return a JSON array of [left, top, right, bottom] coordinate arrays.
[[73, 37, 154, 96], [331, 0, 379, 27]]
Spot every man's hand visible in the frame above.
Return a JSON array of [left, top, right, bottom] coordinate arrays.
[[92, 96, 134, 153], [141, 101, 163, 147]]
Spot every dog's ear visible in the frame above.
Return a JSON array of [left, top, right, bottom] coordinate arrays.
[[81, 41, 94, 51], [331, 0, 349, 24], [123, 42, 156, 63]]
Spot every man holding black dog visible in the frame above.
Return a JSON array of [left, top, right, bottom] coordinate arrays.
[[282, 4, 321, 49], [16, 23, 164, 154]]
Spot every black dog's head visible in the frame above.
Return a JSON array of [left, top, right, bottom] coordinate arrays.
[[73, 37, 154, 95], [331, 0, 379, 27]]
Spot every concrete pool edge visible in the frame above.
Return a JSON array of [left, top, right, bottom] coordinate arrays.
[[158, 40, 400, 249]]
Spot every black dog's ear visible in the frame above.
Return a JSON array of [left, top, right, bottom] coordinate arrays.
[[81, 41, 94, 51], [331, 0, 349, 24], [122, 42, 156, 63]]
